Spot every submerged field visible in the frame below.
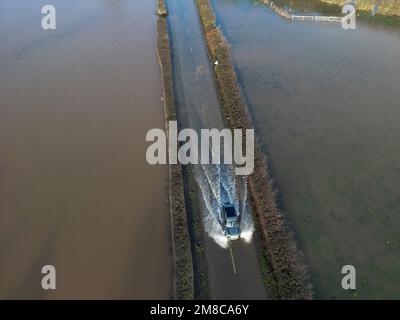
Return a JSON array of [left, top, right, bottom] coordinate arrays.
[[0, 0, 171, 298], [212, 0, 400, 299]]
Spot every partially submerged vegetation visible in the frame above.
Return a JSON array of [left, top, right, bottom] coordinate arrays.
[[321, 0, 400, 16], [196, 0, 313, 299], [157, 0, 168, 17], [156, 4, 193, 299], [356, 8, 400, 27]]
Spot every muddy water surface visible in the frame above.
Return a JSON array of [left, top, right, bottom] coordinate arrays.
[[0, 0, 171, 298]]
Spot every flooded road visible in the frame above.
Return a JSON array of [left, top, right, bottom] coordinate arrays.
[[213, 0, 400, 299], [166, 0, 267, 299], [0, 0, 171, 298]]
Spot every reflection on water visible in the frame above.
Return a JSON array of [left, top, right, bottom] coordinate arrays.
[[0, 0, 171, 298], [166, 0, 266, 299], [213, 0, 400, 298]]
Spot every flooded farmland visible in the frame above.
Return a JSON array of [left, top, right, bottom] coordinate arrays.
[[0, 0, 170, 298], [212, 0, 400, 299]]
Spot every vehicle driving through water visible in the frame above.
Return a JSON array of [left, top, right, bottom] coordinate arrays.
[[221, 203, 241, 240]]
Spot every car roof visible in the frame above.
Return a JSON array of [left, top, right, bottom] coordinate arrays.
[[224, 205, 236, 218]]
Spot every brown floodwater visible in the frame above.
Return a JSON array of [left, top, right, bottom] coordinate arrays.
[[213, 0, 400, 299], [0, 0, 171, 299]]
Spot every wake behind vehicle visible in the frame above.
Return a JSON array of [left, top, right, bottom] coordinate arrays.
[[221, 203, 241, 240]]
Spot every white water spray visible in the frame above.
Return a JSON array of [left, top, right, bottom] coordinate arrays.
[[192, 163, 254, 248]]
